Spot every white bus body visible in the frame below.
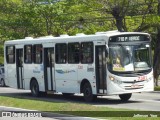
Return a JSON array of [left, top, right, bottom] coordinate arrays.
[[4, 31, 154, 102]]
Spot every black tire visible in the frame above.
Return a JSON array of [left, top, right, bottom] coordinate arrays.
[[1, 79, 5, 87], [30, 80, 39, 97], [83, 82, 96, 102], [119, 93, 132, 102]]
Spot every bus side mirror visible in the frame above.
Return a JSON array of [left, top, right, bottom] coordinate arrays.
[[105, 50, 110, 63], [105, 50, 108, 57]]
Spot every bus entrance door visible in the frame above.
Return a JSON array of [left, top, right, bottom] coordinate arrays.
[[95, 46, 107, 94], [44, 48, 55, 91], [16, 49, 24, 89]]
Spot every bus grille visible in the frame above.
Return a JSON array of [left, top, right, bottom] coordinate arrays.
[[124, 84, 144, 90]]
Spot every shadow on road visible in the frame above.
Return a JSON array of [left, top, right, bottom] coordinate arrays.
[[0, 87, 142, 105]]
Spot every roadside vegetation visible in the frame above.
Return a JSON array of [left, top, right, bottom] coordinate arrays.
[[0, 95, 159, 119], [154, 86, 160, 91]]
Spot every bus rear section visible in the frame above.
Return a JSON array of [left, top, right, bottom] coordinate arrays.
[[4, 36, 108, 102]]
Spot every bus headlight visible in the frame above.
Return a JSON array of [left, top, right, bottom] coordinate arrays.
[[109, 75, 122, 85], [109, 75, 115, 81]]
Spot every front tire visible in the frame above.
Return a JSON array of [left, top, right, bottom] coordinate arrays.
[[30, 80, 39, 97], [119, 93, 132, 102], [83, 82, 96, 102]]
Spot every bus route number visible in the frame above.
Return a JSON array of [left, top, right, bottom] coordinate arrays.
[[138, 76, 147, 81]]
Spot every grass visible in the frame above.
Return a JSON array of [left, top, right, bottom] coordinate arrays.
[[0, 96, 160, 119], [0, 96, 105, 111], [154, 86, 160, 91], [0, 56, 3, 64], [154, 79, 160, 91]]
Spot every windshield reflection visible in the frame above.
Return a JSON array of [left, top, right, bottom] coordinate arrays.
[[108, 44, 151, 73]]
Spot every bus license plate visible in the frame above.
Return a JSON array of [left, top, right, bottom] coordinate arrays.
[[131, 84, 140, 88]]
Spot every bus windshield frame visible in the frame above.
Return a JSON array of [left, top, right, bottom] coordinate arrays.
[[107, 34, 152, 75]]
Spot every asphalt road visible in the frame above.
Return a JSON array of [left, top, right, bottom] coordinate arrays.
[[0, 87, 159, 119], [94, 92, 160, 111]]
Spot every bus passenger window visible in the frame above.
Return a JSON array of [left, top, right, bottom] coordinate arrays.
[[47, 49, 54, 67], [68, 43, 80, 63], [81, 42, 93, 63], [33, 45, 42, 64], [6, 46, 15, 64], [55, 44, 67, 64], [24, 45, 32, 63]]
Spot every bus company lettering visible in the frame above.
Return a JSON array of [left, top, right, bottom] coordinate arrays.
[[138, 76, 147, 81], [56, 69, 75, 74], [33, 70, 41, 73], [33, 67, 41, 73], [87, 66, 94, 72]]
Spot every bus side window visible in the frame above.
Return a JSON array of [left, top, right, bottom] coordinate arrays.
[[33, 44, 42, 64], [81, 42, 93, 63], [6, 46, 15, 64], [68, 43, 80, 63], [24, 45, 32, 63], [47, 49, 54, 67], [55, 43, 67, 64]]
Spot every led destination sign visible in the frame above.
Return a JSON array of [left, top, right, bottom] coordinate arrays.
[[109, 35, 150, 42]]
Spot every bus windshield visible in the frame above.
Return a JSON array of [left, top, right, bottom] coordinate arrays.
[[108, 43, 151, 73]]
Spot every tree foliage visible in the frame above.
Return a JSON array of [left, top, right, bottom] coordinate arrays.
[[0, 0, 160, 85]]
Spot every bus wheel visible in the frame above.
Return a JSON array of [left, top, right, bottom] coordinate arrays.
[[30, 80, 39, 97], [1, 79, 5, 87], [119, 93, 132, 102], [83, 82, 95, 102]]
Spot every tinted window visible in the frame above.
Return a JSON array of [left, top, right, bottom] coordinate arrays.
[[33, 45, 42, 64], [68, 43, 80, 63], [1, 68, 4, 73], [81, 42, 93, 63], [6, 46, 15, 64], [24, 45, 32, 63], [55, 44, 67, 63]]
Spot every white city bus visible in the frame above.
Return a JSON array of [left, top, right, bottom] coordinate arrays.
[[4, 31, 154, 102]]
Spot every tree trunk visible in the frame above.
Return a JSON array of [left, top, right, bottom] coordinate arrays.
[[153, 27, 160, 86], [115, 17, 124, 32], [153, 0, 160, 86], [111, 6, 125, 32]]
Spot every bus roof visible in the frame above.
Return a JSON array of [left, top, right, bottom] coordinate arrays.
[[4, 31, 150, 45]]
